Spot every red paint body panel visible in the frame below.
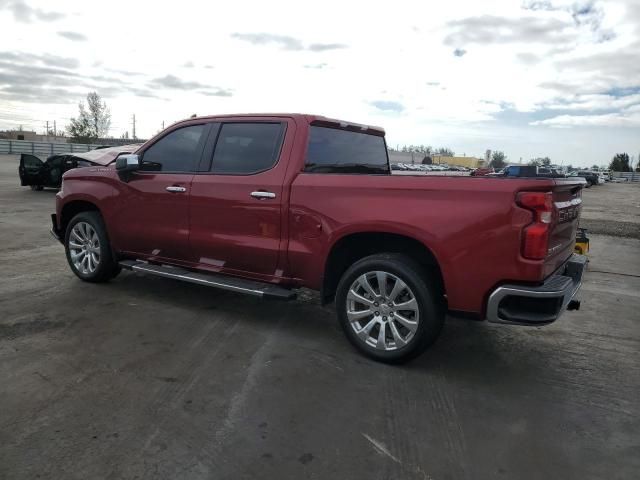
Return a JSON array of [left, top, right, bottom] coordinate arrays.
[[287, 173, 572, 313], [111, 172, 193, 262], [188, 117, 298, 280], [55, 113, 584, 317]]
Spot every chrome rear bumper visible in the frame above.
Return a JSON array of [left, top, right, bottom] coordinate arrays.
[[486, 254, 587, 325]]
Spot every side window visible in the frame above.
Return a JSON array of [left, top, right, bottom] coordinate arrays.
[[141, 124, 206, 172], [23, 155, 42, 168], [211, 123, 284, 174], [304, 126, 389, 174]]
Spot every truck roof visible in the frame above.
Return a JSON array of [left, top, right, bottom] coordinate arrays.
[[170, 113, 386, 136]]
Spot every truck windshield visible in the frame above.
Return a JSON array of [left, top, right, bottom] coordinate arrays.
[[304, 126, 389, 174]]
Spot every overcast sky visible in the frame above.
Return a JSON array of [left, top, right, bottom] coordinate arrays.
[[0, 0, 639, 166]]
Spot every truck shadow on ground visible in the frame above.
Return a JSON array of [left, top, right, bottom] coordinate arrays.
[[77, 269, 561, 387]]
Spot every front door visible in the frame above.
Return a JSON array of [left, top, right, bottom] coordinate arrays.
[[189, 120, 293, 280], [18, 154, 44, 186], [110, 123, 211, 263]]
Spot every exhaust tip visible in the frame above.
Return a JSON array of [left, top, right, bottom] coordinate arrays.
[[567, 299, 581, 311]]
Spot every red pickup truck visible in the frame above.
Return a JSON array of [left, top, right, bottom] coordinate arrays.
[[52, 114, 587, 363]]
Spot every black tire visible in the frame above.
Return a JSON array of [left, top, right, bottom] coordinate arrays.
[[335, 253, 445, 364], [64, 211, 120, 283], [30, 185, 44, 191]]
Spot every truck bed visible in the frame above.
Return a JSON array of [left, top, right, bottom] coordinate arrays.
[[288, 174, 584, 315]]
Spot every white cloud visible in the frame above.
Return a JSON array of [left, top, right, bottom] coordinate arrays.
[[530, 106, 640, 127], [543, 93, 640, 111], [0, 0, 638, 165]]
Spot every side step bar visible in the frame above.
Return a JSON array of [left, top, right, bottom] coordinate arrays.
[[119, 260, 296, 300]]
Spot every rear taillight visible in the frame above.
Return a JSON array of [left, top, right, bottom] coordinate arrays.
[[517, 191, 553, 260]]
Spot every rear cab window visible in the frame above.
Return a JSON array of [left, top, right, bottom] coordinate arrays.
[[304, 126, 390, 174]]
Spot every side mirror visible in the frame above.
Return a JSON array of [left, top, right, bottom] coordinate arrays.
[[115, 154, 140, 173]]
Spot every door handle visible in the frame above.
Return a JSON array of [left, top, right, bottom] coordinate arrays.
[[166, 186, 187, 193], [251, 191, 276, 199]]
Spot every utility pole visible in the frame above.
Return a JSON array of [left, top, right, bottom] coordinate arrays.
[[132, 114, 136, 140], [53, 120, 56, 137], [46, 120, 49, 136], [162, 120, 165, 130]]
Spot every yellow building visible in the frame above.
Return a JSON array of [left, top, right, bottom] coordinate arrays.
[[430, 155, 486, 168]]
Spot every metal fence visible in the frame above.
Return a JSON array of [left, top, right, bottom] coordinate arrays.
[[0, 139, 100, 157], [612, 171, 640, 183]]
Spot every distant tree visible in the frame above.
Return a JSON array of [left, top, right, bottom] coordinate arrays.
[[490, 150, 507, 169], [609, 153, 631, 172], [67, 111, 93, 143], [434, 147, 454, 157], [422, 156, 432, 165], [400, 144, 434, 155], [67, 92, 111, 143], [530, 157, 551, 166]]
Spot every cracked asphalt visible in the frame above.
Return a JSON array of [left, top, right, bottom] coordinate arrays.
[[1, 155, 639, 479]]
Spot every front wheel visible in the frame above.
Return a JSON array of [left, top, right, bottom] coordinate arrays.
[[64, 211, 120, 283], [30, 185, 44, 191], [335, 253, 445, 364]]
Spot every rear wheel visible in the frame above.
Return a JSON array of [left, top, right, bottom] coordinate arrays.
[[64, 211, 120, 283], [335, 253, 445, 363], [30, 185, 44, 191]]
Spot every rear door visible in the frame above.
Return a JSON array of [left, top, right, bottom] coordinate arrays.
[[188, 119, 293, 280], [18, 154, 44, 186]]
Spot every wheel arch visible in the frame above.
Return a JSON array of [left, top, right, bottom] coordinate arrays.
[[321, 231, 445, 305], [60, 200, 102, 235]]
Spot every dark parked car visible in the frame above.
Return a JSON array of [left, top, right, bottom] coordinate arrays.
[[568, 170, 599, 187], [19, 145, 142, 190]]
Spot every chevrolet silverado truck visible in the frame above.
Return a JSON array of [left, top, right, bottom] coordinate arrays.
[[51, 114, 587, 363]]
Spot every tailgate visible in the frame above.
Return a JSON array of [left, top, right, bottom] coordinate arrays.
[[546, 181, 583, 274]]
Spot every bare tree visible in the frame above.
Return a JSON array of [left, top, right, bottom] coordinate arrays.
[[87, 92, 111, 137], [67, 92, 111, 143]]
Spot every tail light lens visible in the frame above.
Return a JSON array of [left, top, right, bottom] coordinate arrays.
[[517, 191, 553, 260]]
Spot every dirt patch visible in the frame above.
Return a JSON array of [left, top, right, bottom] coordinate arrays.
[[579, 219, 640, 239], [580, 183, 640, 239], [0, 320, 65, 340]]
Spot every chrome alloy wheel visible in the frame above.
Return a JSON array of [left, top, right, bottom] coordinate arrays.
[[346, 271, 420, 351], [69, 222, 101, 274]]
